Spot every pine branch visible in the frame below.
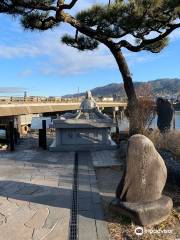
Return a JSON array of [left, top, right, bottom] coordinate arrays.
[[117, 22, 180, 52], [0, 1, 57, 13], [58, 0, 79, 10], [62, 34, 99, 51], [22, 13, 58, 30]]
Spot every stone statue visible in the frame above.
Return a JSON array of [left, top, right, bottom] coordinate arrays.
[[80, 91, 97, 111], [110, 134, 173, 226], [50, 90, 116, 151], [60, 90, 110, 120], [156, 98, 173, 133], [60, 112, 80, 119]]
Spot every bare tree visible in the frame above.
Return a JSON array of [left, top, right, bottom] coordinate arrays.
[[125, 84, 155, 133]]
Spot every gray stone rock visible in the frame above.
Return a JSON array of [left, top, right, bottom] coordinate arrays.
[[110, 195, 173, 226], [112, 134, 173, 226], [159, 149, 180, 187], [116, 134, 167, 203]]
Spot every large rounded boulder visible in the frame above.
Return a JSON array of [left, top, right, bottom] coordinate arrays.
[[111, 134, 173, 226], [116, 134, 167, 203]]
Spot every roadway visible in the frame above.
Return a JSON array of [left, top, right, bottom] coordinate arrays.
[[0, 102, 127, 117]]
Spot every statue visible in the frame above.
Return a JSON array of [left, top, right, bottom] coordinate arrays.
[[61, 90, 110, 120], [50, 90, 116, 151], [80, 91, 97, 111]]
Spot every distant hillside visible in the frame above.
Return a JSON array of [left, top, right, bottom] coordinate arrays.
[[150, 78, 180, 95], [62, 78, 180, 98]]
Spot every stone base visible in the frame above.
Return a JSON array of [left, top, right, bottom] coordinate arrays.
[[49, 143, 117, 152], [109, 195, 173, 226], [49, 121, 117, 152]]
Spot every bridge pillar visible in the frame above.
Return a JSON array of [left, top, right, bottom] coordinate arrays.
[[113, 109, 116, 120], [99, 107, 104, 112], [119, 107, 126, 121], [113, 107, 119, 119]]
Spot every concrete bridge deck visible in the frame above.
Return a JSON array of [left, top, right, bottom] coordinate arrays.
[[0, 102, 127, 117]]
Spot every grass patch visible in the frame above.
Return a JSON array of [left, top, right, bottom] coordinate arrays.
[[105, 207, 180, 240], [145, 130, 180, 159]]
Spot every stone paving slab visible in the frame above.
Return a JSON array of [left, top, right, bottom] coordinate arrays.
[[91, 149, 122, 167], [0, 138, 111, 240], [0, 146, 74, 240], [78, 152, 110, 240], [79, 213, 97, 240]]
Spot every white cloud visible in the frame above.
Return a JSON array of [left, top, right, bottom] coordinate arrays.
[[0, 31, 155, 76], [0, 45, 41, 58], [169, 28, 180, 41], [0, 13, 179, 78], [18, 69, 33, 77], [40, 40, 116, 76], [0, 27, 117, 75], [0, 87, 26, 94]]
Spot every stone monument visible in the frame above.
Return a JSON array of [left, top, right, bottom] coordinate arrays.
[[49, 91, 116, 151], [110, 134, 173, 226], [156, 98, 173, 133]]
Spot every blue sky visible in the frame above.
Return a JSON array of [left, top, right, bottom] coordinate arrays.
[[0, 1, 180, 97]]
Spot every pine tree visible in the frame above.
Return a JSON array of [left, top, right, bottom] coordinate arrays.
[[1, 0, 180, 134]]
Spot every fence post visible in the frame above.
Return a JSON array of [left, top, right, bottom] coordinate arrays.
[[14, 128, 18, 144], [42, 120, 47, 150], [115, 115, 119, 134], [173, 108, 176, 130], [39, 120, 47, 150], [9, 121, 15, 151]]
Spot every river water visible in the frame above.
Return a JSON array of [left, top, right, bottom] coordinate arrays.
[[117, 111, 180, 131], [0, 112, 179, 138]]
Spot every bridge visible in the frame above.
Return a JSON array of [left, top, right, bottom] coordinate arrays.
[[0, 102, 127, 117]]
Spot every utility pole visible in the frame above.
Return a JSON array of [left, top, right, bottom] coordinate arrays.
[[24, 91, 27, 102], [77, 87, 79, 102]]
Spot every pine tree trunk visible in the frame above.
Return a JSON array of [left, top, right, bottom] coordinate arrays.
[[109, 45, 140, 135]]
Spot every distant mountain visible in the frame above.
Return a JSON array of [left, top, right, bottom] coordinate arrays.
[[62, 78, 180, 98], [149, 78, 180, 95]]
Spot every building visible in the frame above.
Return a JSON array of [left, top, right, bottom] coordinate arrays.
[[98, 96, 114, 102]]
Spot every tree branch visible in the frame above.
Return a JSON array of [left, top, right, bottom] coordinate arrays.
[[19, 3, 57, 11], [58, 0, 78, 10], [0, 1, 57, 12], [60, 13, 110, 45], [118, 23, 180, 52]]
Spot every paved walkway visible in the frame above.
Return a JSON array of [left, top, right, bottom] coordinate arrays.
[[0, 139, 109, 240], [78, 152, 109, 240], [91, 150, 122, 167]]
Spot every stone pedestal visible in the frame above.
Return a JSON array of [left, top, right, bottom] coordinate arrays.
[[49, 119, 116, 152], [110, 195, 173, 226]]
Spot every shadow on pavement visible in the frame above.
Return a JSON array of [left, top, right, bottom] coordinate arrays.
[[0, 180, 105, 221]]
